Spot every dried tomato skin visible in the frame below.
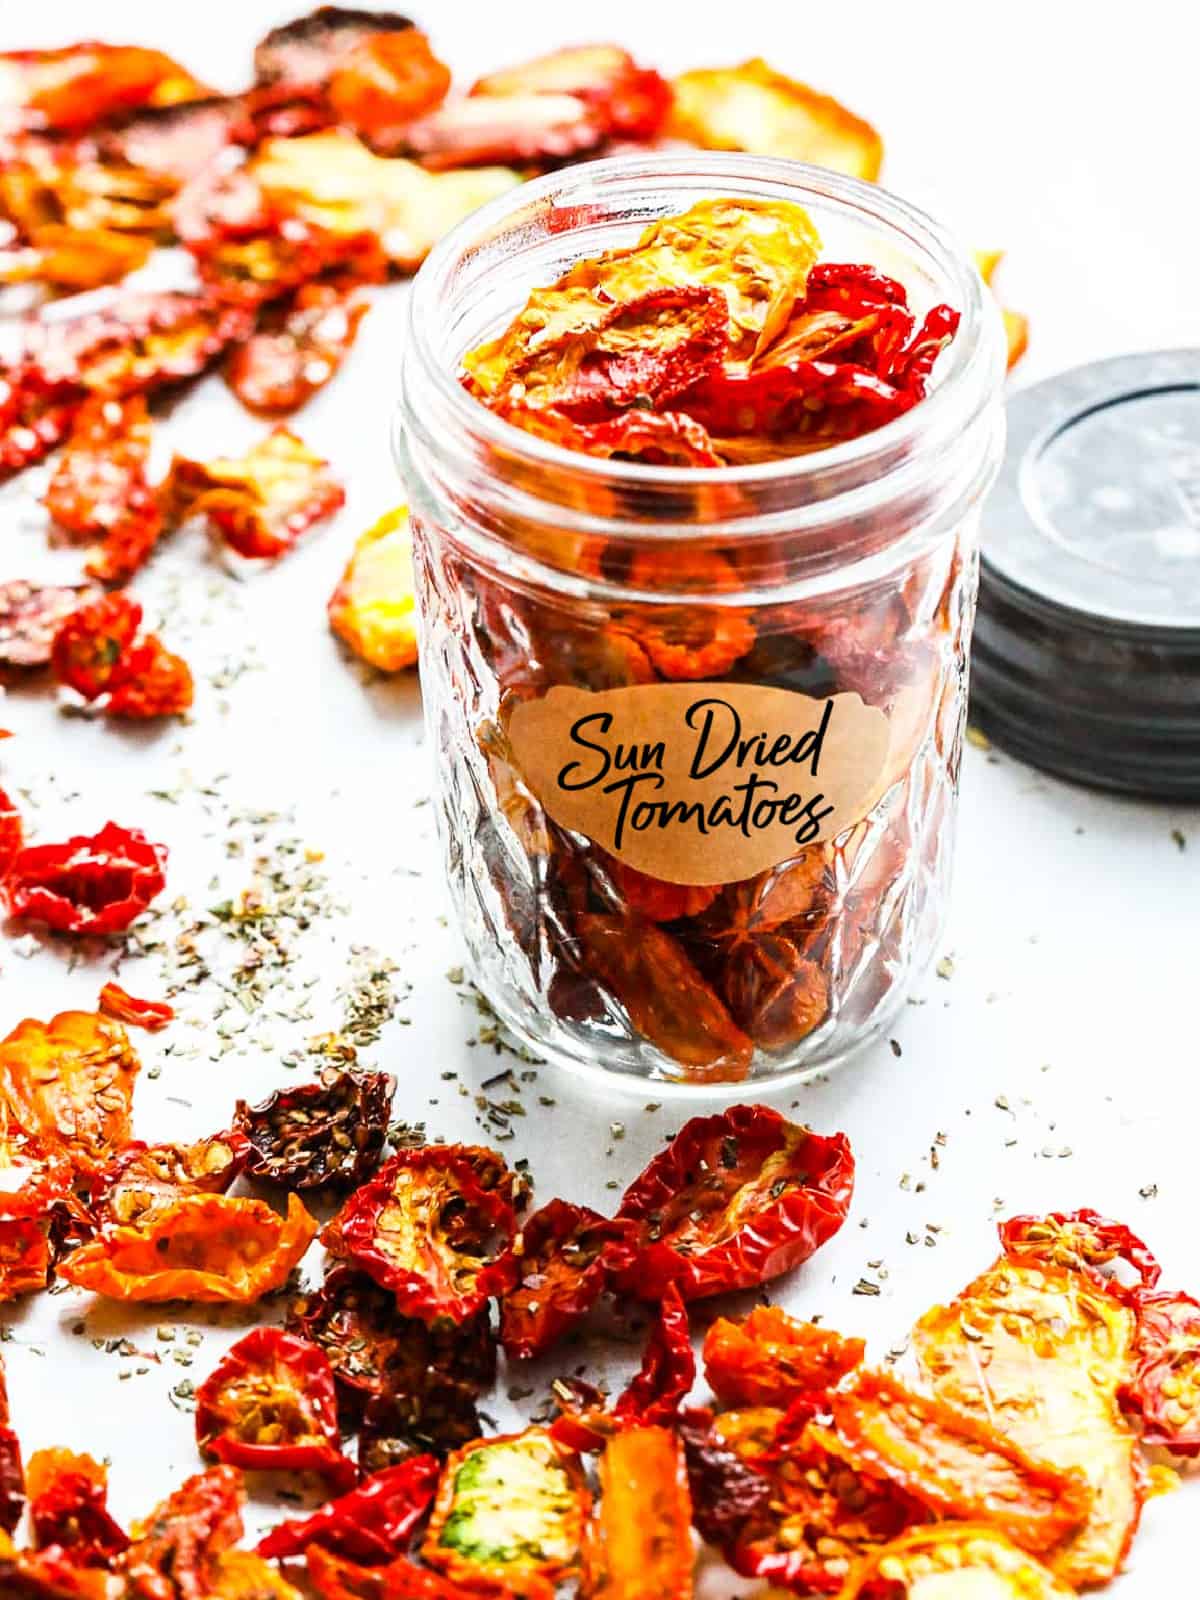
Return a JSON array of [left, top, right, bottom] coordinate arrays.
[[615, 1105, 854, 1301], [26, 1449, 129, 1566], [258, 1455, 441, 1565], [236, 1066, 394, 1190], [998, 1208, 1162, 1300], [114, 1463, 244, 1600], [500, 1199, 640, 1361], [1122, 1288, 1200, 1455], [228, 284, 369, 414], [97, 983, 173, 1032], [4, 822, 167, 935], [196, 1327, 357, 1490], [703, 1306, 864, 1408], [49, 592, 142, 701], [0, 583, 99, 671], [86, 1131, 248, 1229]]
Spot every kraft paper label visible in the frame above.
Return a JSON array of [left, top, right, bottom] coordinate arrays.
[[507, 683, 891, 887]]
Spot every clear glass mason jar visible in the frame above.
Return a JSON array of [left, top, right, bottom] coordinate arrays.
[[396, 154, 1006, 1090]]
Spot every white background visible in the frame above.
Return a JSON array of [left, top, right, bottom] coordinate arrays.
[[1, 1, 1197, 1589]]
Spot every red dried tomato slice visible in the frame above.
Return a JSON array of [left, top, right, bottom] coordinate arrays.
[[328, 31, 452, 140], [998, 1209, 1162, 1300], [114, 1464, 243, 1599], [50, 592, 141, 701], [615, 1104, 854, 1300], [322, 1146, 517, 1323], [887, 305, 961, 393], [42, 396, 164, 585], [803, 263, 910, 314], [235, 1065, 395, 1190], [88, 1132, 248, 1229], [500, 1199, 639, 1361], [704, 1306, 865, 1408], [0, 787, 23, 883], [227, 284, 370, 415], [254, 9, 417, 89], [679, 360, 919, 458], [258, 1456, 441, 1565], [196, 1326, 357, 1490], [1123, 1288, 1200, 1455], [97, 983, 173, 1033], [103, 636, 194, 720], [0, 583, 98, 671], [26, 1448, 129, 1566], [472, 45, 671, 141], [605, 857, 720, 924], [4, 822, 167, 935]]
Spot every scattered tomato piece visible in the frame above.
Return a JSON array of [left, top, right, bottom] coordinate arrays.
[[328, 508, 419, 672]]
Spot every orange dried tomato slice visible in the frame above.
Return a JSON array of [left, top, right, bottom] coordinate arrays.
[[3, 43, 207, 133], [976, 250, 1029, 371], [103, 634, 194, 719], [58, 1191, 316, 1303], [581, 1427, 692, 1600], [42, 396, 164, 585], [0, 1127, 75, 1302], [97, 982, 173, 1032], [618, 549, 755, 681], [228, 283, 370, 415], [668, 59, 883, 180], [212, 1549, 305, 1598], [89, 1133, 247, 1229], [328, 508, 418, 672], [115, 1465, 243, 1597], [704, 1305, 864, 1408], [49, 591, 141, 700], [497, 403, 726, 468], [0, 1008, 139, 1177], [0, 225, 154, 293], [328, 30, 452, 139]]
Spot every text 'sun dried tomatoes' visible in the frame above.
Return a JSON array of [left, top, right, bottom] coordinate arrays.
[[4, 822, 167, 934], [235, 1064, 395, 1190], [614, 1103, 853, 1300], [322, 1146, 517, 1324], [196, 1327, 357, 1490], [500, 1199, 639, 1362]]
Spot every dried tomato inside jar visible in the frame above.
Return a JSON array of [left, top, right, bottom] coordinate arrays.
[[397, 155, 1005, 1086]]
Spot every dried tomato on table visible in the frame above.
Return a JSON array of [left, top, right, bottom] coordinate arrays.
[[4, 822, 167, 934], [164, 427, 345, 559], [0, 786, 23, 881], [114, 1464, 243, 1600], [211, 1550, 304, 1598], [322, 1146, 517, 1323], [473, 46, 671, 141], [0, 1008, 138, 1176], [25, 1448, 129, 1566], [97, 982, 173, 1032], [259, 1455, 440, 1565], [57, 1191, 316, 1303], [615, 1104, 853, 1300], [1122, 1288, 1200, 1456], [328, 31, 452, 141], [50, 591, 192, 718], [0, 582, 98, 671], [703, 1305, 864, 1408], [328, 508, 419, 673], [306, 1548, 480, 1600], [228, 283, 370, 414], [235, 1064, 394, 1190], [196, 1327, 357, 1490], [0, 43, 205, 133], [500, 1198, 639, 1361], [0, 1533, 116, 1599], [0, 1127, 76, 1302], [0, 1357, 23, 1536], [253, 9, 418, 90], [581, 1427, 693, 1600], [86, 1132, 248, 1229], [839, 1524, 1077, 1599], [42, 397, 164, 585], [0, 226, 154, 295], [422, 1430, 588, 1598], [998, 1207, 1161, 1299], [719, 934, 830, 1051]]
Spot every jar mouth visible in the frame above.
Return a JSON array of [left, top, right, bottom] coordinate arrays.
[[398, 151, 1004, 528]]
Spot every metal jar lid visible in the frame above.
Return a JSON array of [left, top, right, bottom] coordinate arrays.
[[970, 349, 1200, 799]]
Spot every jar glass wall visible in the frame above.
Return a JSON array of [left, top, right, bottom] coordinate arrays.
[[397, 155, 1006, 1089]]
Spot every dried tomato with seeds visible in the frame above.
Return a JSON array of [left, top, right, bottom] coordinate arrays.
[[581, 1426, 692, 1600], [322, 1146, 517, 1323], [42, 396, 164, 585], [189, 216, 386, 310], [500, 1199, 639, 1361], [357, 1380, 483, 1470], [196, 1327, 357, 1490], [236, 1065, 394, 1190], [329, 30, 451, 139], [307, 1549, 482, 1600], [58, 1191, 316, 1303], [1122, 1288, 1200, 1456], [615, 1104, 854, 1301], [0, 583, 98, 671], [98, 982, 173, 1032], [88, 1132, 248, 1229], [104, 636, 194, 720], [617, 548, 755, 681], [0, 1008, 138, 1176], [999, 1208, 1162, 1300], [228, 284, 370, 415], [472, 46, 671, 141], [26, 1448, 129, 1566], [114, 1464, 244, 1600], [704, 1306, 864, 1408], [838, 1523, 1076, 1600], [259, 1455, 441, 1565], [887, 305, 961, 393], [50, 592, 142, 701], [677, 1409, 775, 1555], [4, 822, 167, 935]]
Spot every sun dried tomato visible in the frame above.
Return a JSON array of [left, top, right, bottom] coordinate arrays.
[[235, 1064, 394, 1191], [839, 1524, 1077, 1599], [615, 1104, 854, 1301], [1, 43, 206, 134], [887, 305, 961, 393], [500, 1199, 639, 1361], [0, 1127, 76, 1302], [356, 1382, 482, 1472], [0, 583, 98, 671], [617, 548, 755, 680], [704, 1306, 864, 1408], [26, 1448, 129, 1566], [422, 1430, 588, 1596], [0, 1532, 116, 1599], [976, 251, 1029, 372], [0, 787, 23, 882], [405, 92, 607, 169], [96, 94, 242, 180], [507, 406, 727, 469], [0, 225, 154, 294], [97, 982, 173, 1032], [0, 1364, 23, 1539], [42, 396, 163, 585], [581, 1427, 692, 1600], [87, 1132, 248, 1229], [322, 1146, 517, 1323], [328, 508, 419, 672], [58, 1191, 316, 1303], [1122, 1288, 1200, 1456], [707, 850, 834, 940], [4, 822, 167, 935], [211, 1550, 305, 1598], [998, 1208, 1161, 1300], [826, 1368, 1090, 1554], [105, 636, 194, 720], [307, 1549, 481, 1600], [50, 592, 142, 700], [473, 45, 671, 141], [575, 915, 753, 1082], [603, 859, 719, 924], [329, 30, 451, 139], [0, 364, 81, 479], [913, 1255, 1143, 1589], [804, 262, 910, 314], [196, 1327, 357, 1490], [165, 426, 345, 559], [260, 1455, 440, 1565], [114, 1464, 243, 1600], [228, 283, 370, 415], [676, 1409, 775, 1555], [667, 59, 882, 179], [0, 1008, 138, 1177], [189, 212, 387, 310], [253, 9, 416, 88], [719, 933, 830, 1049]]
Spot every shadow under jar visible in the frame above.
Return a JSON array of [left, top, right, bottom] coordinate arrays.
[[396, 154, 1006, 1090]]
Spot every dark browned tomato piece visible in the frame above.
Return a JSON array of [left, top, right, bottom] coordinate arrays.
[[357, 1380, 483, 1469], [720, 933, 830, 1049], [235, 1064, 395, 1190]]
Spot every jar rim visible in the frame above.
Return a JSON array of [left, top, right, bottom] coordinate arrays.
[[399, 151, 1004, 512]]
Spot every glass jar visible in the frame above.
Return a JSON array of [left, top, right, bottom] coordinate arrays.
[[396, 154, 1006, 1089]]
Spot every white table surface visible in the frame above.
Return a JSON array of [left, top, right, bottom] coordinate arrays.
[[0, 2, 1196, 1589]]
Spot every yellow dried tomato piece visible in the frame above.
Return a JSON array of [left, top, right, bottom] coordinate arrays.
[[582, 1426, 693, 1600], [913, 1256, 1143, 1588], [838, 1522, 1077, 1598], [668, 59, 883, 181], [248, 131, 520, 272], [58, 1191, 316, 1303], [212, 1550, 305, 1598], [0, 1009, 138, 1176], [975, 251, 1029, 372], [328, 507, 418, 672]]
